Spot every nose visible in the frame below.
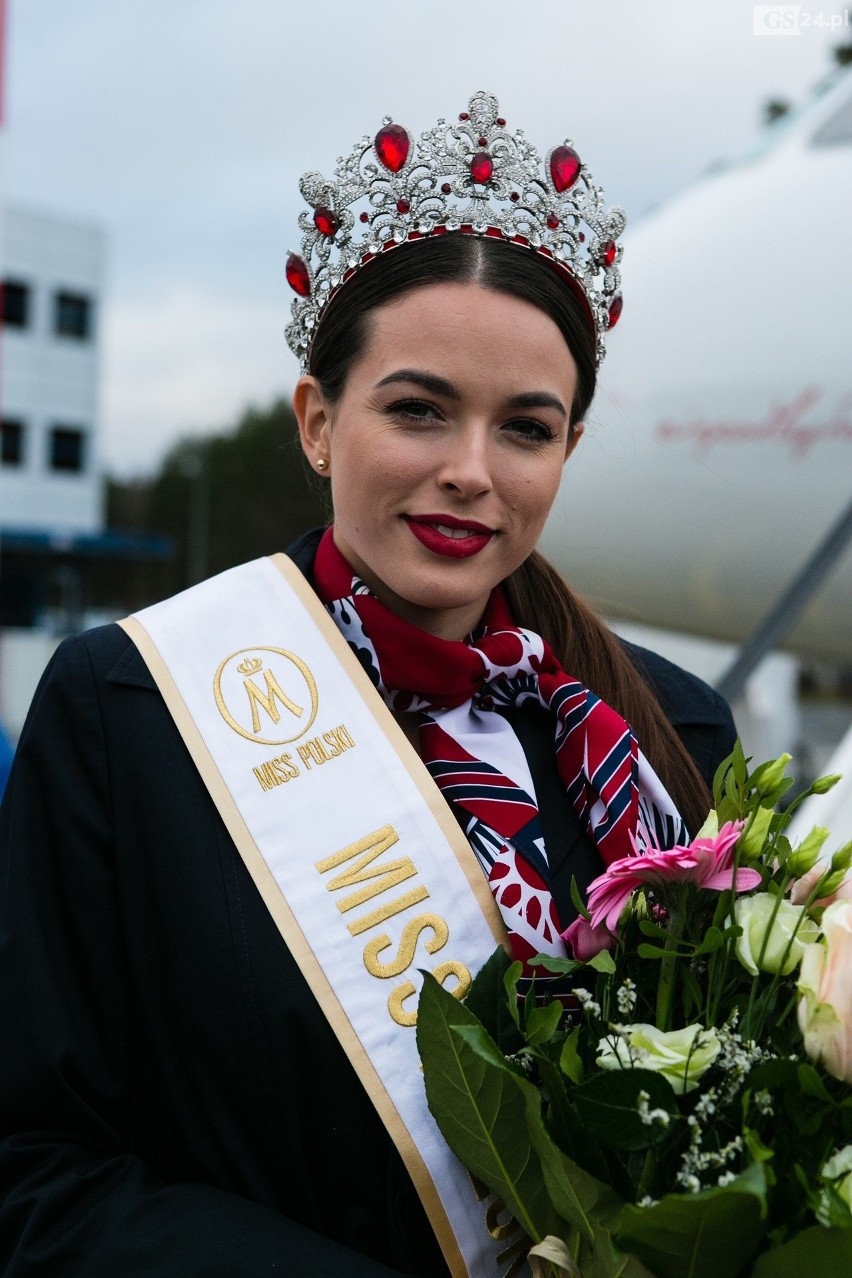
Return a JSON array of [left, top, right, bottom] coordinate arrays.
[[436, 424, 493, 499]]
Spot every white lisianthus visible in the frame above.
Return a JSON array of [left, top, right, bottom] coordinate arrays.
[[731, 893, 818, 977], [596, 1023, 721, 1095]]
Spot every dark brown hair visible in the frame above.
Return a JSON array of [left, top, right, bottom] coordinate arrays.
[[310, 233, 710, 831]]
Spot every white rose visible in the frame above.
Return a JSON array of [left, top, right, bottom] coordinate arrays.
[[596, 1022, 720, 1095], [732, 893, 818, 977], [819, 1144, 852, 1219]]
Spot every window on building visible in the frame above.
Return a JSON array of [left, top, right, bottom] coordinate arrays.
[[1, 419, 25, 466], [2, 281, 31, 329], [54, 291, 93, 340], [49, 426, 86, 473]]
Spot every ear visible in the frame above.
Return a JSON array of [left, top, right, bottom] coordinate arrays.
[[293, 376, 332, 473], [564, 420, 585, 464]]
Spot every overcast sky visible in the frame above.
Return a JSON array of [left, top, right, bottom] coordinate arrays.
[[3, 0, 845, 475]]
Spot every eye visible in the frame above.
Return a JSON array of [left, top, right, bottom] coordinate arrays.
[[387, 398, 442, 424], [503, 417, 558, 445]]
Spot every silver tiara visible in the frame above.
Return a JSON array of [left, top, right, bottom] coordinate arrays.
[[285, 91, 626, 371]]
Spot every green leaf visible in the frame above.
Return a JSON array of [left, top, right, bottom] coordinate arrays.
[[695, 926, 726, 956], [637, 943, 667, 960], [529, 953, 585, 976], [502, 960, 523, 1030], [716, 795, 739, 825], [751, 1224, 852, 1275], [416, 975, 561, 1244], [571, 874, 592, 921], [520, 1071, 618, 1245], [725, 766, 742, 809], [615, 1163, 768, 1278], [589, 950, 617, 975], [534, 1054, 586, 1164], [732, 738, 749, 787], [581, 1224, 658, 1278], [638, 919, 672, 941], [525, 999, 565, 1046], [568, 1069, 679, 1152], [464, 945, 524, 1054], [797, 1063, 834, 1104], [712, 750, 735, 808], [559, 1027, 584, 1085], [743, 1124, 775, 1165]]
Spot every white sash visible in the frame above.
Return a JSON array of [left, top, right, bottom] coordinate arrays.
[[120, 554, 531, 1278]]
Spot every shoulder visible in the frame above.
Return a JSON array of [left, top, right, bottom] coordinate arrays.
[[620, 640, 731, 729], [39, 623, 156, 699], [620, 640, 738, 788], [15, 625, 159, 767]]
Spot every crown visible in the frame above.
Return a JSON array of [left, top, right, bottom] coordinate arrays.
[[285, 91, 626, 371], [237, 656, 264, 676]]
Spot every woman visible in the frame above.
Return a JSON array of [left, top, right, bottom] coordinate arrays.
[[0, 94, 735, 1276]]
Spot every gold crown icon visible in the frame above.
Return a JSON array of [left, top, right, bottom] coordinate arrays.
[[237, 656, 263, 676]]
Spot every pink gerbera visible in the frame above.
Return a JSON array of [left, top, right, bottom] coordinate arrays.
[[584, 820, 759, 934]]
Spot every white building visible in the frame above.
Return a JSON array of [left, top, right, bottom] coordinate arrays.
[[0, 205, 107, 737], [1, 203, 105, 534]]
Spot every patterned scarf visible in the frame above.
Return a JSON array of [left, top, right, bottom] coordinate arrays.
[[313, 529, 687, 966]]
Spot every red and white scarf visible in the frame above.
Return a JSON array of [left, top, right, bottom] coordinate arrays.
[[314, 529, 687, 966]]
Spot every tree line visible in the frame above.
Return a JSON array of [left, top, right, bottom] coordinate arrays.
[[101, 398, 327, 613]]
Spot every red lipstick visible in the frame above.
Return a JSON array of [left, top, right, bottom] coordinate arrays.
[[405, 514, 495, 559]]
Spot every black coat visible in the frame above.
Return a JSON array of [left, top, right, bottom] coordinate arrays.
[[0, 535, 736, 1276]]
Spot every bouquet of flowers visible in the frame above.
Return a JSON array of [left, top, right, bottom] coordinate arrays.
[[417, 746, 852, 1277]]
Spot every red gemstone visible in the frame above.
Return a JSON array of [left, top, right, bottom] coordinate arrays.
[[374, 123, 410, 173], [485, 227, 502, 238], [549, 145, 581, 193], [497, 117, 506, 127], [441, 182, 452, 194], [578, 232, 585, 242], [607, 294, 623, 329], [285, 253, 310, 297], [470, 151, 493, 184], [546, 214, 560, 230], [359, 211, 369, 223], [509, 191, 520, 202], [313, 206, 337, 237], [396, 198, 411, 213], [459, 112, 469, 121], [601, 239, 617, 267], [478, 136, 488, 146]]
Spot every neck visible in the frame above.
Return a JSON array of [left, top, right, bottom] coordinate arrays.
[[330, 528, 487, 641]]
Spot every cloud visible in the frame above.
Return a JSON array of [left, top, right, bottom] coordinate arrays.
[[101, 286, 297, 474]]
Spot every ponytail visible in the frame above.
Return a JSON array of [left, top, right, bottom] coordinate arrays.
[[504, 551, 712, 835]]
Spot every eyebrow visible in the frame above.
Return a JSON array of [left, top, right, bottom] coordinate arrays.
[[374, 369, 568, 418]]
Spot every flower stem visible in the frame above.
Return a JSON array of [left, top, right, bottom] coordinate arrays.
[[656, 913, 685, 1031], [636, 1150, 656, 1202]]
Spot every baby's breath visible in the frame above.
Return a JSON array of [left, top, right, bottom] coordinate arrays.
[[616, 978, 637, 1017], [575, 987, 601, 1018], [637, 1089, 671, 1128]]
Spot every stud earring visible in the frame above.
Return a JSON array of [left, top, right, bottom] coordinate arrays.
[[317, 458, 328, 471]]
